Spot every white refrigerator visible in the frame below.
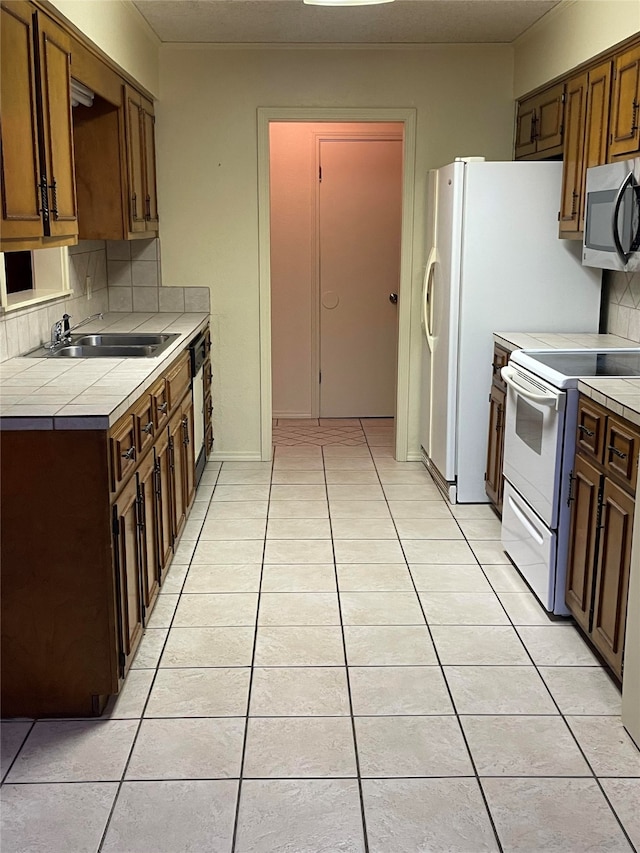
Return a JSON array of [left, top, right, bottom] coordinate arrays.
[[420, 158, 602, 503]]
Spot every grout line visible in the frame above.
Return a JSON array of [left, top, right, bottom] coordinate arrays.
[[326, 439, 371, 853], [229, 453, 274, 853]]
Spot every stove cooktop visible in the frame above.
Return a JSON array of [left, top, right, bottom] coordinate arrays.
[[526, 350, 640, 378]]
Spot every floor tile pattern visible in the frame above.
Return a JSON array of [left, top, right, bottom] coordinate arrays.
[[1, 419, 638, 852]]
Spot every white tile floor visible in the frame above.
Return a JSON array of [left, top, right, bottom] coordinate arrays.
[[1, 418, 639, 852]]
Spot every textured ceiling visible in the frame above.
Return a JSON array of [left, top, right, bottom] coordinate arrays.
[[131, 0, 562, 44]]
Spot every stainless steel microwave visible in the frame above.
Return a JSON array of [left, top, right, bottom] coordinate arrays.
[[583, 158, 640, 272]]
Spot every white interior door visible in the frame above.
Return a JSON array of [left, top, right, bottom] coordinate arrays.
[[318, 138, 402, 417]]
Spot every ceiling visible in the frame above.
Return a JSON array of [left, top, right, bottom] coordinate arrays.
[[131, 0, 563, 44]]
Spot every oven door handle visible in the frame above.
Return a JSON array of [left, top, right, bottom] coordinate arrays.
[[501, 366, 560, 409]]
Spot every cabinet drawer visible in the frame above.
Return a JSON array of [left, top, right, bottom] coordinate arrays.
[[604, 414, 640, 491], [150, 377, 169, 431], [110, 414, 137, 492], [166, 351, 190, 414], [576, 398, 607, 459], [131, 394, 155, 456]]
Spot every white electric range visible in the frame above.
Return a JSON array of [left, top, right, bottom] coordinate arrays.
[[500, 348, 640, 615]]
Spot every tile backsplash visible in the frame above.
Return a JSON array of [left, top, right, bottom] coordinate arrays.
[[605, 269, 640, 342], [0, 238, 210, 362]]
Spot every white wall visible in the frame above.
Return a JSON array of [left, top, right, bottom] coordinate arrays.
[[513, 0, 640, 97], [157, 46, 514, 457], [270, 121, 402, 419], [48, 0, 160, 95]]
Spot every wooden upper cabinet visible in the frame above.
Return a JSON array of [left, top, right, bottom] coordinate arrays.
[[581, 61, 613, 227], [515, 83, 564, 160], [559, 73, 588, 235], [0, 2, 42, 242], [141, 96, 159, 228], [35, 10, 77, 239], [0, 1, 77, 248], [609, 42, 640, 160]]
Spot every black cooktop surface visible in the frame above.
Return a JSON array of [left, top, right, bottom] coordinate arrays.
[[528, 350, 640, 377]]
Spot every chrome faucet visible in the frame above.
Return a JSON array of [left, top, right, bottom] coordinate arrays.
[[47, 312, 103, 348]]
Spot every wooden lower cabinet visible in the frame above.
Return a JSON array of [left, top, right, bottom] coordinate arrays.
[[485, 344, 508, 514], [591, 478, 634, 677], [0, 346, 201, 716], [565, 396, 636, 681]]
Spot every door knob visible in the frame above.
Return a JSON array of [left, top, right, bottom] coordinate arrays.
[[389, 293, 398, 304]]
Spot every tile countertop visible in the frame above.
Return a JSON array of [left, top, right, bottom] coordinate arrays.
[[495, 330, 640, 428], [0, 312, 209, 431]]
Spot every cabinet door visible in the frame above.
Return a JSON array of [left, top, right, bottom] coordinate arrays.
[[535, 83, 565, 155], [576, 397, 607, 460], [169, 408, 186, 541], [123, 85, 146, 233], [136, 452, 160, 619], [580, 61, 612, 230], [565, 454, 601, 634], [113, 477, 144, 676], [0, 2, 43, 243], [181, 393, 196, 510], [559, 73, 588, 235], [609, 43, 640, 160], [154, 429, 174, 584], [591, 477, 633, 679], [141, 96, 159, 228], [485, 384, 505, 511], [514, 96, 537, 159], [604, 414, 640, 492], [35, 10, 77, 239]]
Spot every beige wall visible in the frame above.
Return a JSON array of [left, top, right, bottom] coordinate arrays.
[[157, 46, 514, 457], [513, 0, 640, 97], [270, 121, 402, 420], [48, 0, 160, 95]]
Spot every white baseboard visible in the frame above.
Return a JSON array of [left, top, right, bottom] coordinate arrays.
[[406, 452, 425, 463], [274, 413, 313, 420], [209, 450, 266, 462]]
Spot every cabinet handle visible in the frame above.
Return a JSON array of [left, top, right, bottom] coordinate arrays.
[[632, 99, 639, 134], [182, 416, 190, 446], [158, 402, 168, 414], [578, 424, 595, 437], [132, 192, 138, 219], [495, 404, 502, 432], [143, 421, 154, 435], [145, 195, 151, 220], [38, 178, 49, 218], [531, 113, 538, 142], [567, 470, 575, 506], [607, 444, 628, 460], [50, 178, 58, 220], [122, 446, 136, 461]]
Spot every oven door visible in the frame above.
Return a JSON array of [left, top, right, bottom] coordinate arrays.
[[501, 365, 566, 529]]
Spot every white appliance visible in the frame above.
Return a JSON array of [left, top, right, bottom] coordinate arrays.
[[420, 157, 602, 503], [583, 158, 640, 272], [501, 348, 640, 615]]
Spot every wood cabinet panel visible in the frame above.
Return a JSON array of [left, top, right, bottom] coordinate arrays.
[[514, 97, 537, 159], [166, 351, 191, 414], [0, 2, 42, 241], [604, 414, 640, 491], [559, 73, 588, 234], [110, 413, 137, 493], [182, 391, 196, 510], [151, 377, 169, 431], [112, 476, 144, 676], [36, 10, 77, 238], [609, 43, 640, 159], [137, 451, 160, 619], [141, 96, 159, 227], [515, 83, 564, 160], [155, 429, 174, 585], [582, 61, 612, 231], [169, 407, 187, 541], [591, 477, 633, 678], [132, 393, 155, 457], [485, 384, 505, 512], [576, 397, 607, 460], [124, 85, 146, 233], [566, 453, 601, 634]]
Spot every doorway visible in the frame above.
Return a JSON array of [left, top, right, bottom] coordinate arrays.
[[269, 121, 403, 419], [257, 107, 417, 461]]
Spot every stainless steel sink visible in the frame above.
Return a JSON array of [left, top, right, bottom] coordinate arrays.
[[27, 332, 180, 358]]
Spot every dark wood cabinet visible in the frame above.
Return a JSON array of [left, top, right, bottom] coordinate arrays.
[[0, 0, 78, 250], [609, 42, 640, 160], [559, 63, 612, 238], [123, 84, 159, 234], [485, 343, 508, 514], [112, 476, 144, 677], [515, 83, 565, 160], [0, 332, 206, 717], [566, 396, 636, 680]]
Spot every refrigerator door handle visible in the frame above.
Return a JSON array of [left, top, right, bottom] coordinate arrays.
[[422, 248, 437, 352]]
